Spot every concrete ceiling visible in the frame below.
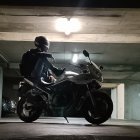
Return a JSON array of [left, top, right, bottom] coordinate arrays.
[[0, 6, 140, 84]]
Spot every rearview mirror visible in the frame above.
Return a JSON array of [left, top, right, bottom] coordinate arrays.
[[99, 65, 104, 70], [83, 50, 89, 57]]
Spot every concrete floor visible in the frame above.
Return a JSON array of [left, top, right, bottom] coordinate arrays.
[[0, 117, 140, 140]]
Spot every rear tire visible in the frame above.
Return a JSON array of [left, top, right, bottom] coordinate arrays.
[[84, 90, 113, 125], [17, 95, 43, 123]]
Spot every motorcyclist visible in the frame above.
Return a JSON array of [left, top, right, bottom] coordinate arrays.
[[20, 36, 65, 85]]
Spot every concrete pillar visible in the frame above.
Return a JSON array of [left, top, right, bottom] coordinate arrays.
[[0, 67, 3, 118], [111, 84, 125, 119], [117, 84, 125, 119], [111, 88, 117, 119]]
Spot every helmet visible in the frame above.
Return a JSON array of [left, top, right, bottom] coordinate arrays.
[[34, 36, 50, 52]]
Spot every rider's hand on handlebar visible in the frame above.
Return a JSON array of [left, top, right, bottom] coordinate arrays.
[[49, 75, 56, 83]]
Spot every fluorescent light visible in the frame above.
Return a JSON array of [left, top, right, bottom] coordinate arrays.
[[55, 18, 81, 35], [55, 18, 68, 32], [72, 54, 78, 63]]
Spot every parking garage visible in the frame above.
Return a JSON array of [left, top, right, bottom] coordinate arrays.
[[0, 0, 140, 139]]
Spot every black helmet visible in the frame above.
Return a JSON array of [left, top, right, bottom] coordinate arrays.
[[34, 36, 50, 52]]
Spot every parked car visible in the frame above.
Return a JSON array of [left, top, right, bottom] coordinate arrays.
[[2, 97, 16, 117]]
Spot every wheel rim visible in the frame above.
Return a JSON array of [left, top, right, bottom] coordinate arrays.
[[22, 101, 33, 117], [20, 99, 38, 118]]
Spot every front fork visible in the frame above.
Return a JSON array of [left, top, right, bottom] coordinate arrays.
[[86, 84, 98, 116]]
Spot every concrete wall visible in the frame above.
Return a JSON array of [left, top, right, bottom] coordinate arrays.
[[3, 78, 19, 103], [0, 67, 3, 117], [125, 82, 140, 120]]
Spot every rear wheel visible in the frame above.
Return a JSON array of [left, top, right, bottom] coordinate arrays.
[[17, 94, 43, 123], [84, 90, 113, 125]]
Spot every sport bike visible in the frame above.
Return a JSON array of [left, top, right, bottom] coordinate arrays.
[[17, 50, 113, 125]]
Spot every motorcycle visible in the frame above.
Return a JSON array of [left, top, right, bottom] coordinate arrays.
[[17, 50, 113, 125]]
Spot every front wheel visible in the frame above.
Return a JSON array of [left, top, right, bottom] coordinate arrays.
[[17, 95, 43, 123], [84, 90, 113, 125]]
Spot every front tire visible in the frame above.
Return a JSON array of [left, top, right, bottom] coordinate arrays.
[[84, 90, 113, 125], [17, 95, 43, 123]]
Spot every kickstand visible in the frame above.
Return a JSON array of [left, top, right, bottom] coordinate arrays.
[[64, 117, 69, 123]]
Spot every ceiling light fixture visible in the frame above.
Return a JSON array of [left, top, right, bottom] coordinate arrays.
[[55, 18, 81, 35]]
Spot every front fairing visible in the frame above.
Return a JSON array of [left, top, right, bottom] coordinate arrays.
[[55, 61, 103, 85], [69, 61, 103, 83], [69, 73, 93, 84], [88, 62, 103, 82]]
